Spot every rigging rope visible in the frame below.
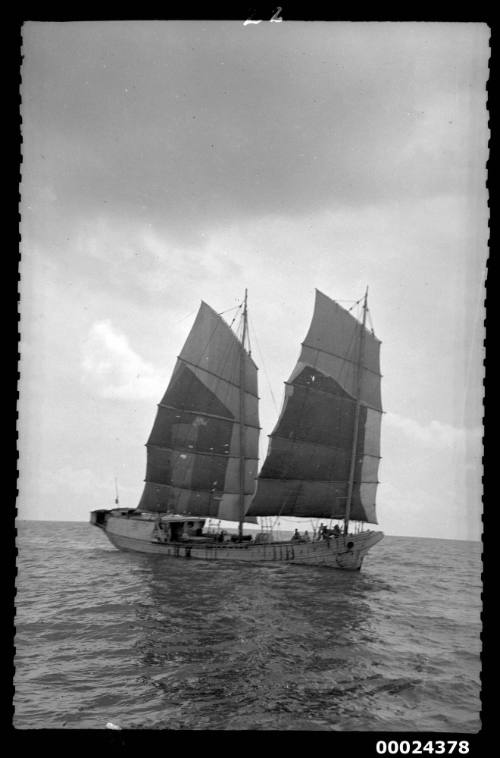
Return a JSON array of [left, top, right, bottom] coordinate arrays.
[[229, 303, 243, 331], [247, 314, 279, 414], [175, 307, 199, 324], [367, 308, 376, 336], [348, 297, 363, 313], [246, 323, 253, 356], [218, 305, 241, 317]]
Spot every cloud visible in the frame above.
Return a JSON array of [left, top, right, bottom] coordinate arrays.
[[18, 22, 488, 539], [377, 411, 482, 539], [384, 411, 482, 450], [81, 320, 165, 400], [18, 463, 143, 520], [21, 22, 489, 247]]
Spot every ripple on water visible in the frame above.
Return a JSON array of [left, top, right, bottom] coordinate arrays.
[[14, 525, 482, 730]]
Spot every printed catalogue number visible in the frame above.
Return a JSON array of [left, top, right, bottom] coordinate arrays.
[[376, 742, 470, 754]]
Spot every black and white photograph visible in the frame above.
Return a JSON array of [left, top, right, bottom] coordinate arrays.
[[16, 19, 488, 734]]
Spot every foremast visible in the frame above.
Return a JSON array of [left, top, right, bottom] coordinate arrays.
[[343, 287, 369, 535]]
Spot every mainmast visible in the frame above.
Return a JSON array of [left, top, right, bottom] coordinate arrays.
[[238, 289, 248, 538], [344, 287, 368, 535]]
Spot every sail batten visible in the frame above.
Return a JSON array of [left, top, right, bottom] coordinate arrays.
[[264, 434, 382, 459], [301, 342, 382, 376], [141, 480, 259, 496], [248, 289, 382, 523], [146, 442, 259, 461], [157, 403, 261, 430], [137, 301, 259, 521], [179, 357, 260, 399], [281, 380, 382, 414]]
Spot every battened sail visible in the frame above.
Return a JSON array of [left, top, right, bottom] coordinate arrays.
[[137, 302, 259, 522], [248, 290, 382, 523]]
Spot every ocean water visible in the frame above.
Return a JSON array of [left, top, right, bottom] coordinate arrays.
[[14, 521, 481, 731]]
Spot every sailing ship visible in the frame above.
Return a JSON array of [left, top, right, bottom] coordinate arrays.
[[91, 289, 384, 570]]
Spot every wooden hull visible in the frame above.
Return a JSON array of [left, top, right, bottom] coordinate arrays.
[[94, 512, 383, 570]]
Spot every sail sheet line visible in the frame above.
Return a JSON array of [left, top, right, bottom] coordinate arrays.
[[301, 342, 382, 376]]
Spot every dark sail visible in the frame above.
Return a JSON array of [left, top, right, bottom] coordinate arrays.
[[137, 302, 259, 521], [247, 290, 382, 523]]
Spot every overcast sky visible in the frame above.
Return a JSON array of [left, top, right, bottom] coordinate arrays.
[[19, 21, 489, 540]]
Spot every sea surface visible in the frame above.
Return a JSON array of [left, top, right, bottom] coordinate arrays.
[[14, 521, 481, 731]]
